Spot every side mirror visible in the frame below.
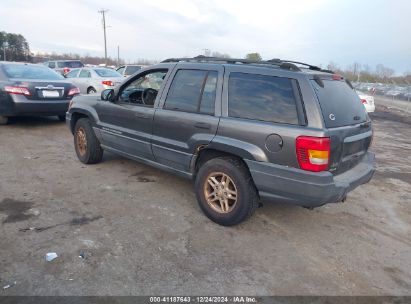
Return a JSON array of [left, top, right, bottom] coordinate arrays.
[[101, 89, 115, 102]]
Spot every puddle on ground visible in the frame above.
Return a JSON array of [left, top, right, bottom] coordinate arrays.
[[0, 198, 34, 223], [70, 215, 103, 226]]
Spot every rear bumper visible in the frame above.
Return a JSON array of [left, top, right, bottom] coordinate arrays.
[[246, 152, 375, 207], [0, 95, 70, 116]]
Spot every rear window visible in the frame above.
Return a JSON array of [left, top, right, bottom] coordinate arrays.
[[2, 64, 64, 80], [125, 66, 142, 75], [228, 72, 299, 125], [57, 61, 84, 68], [311, 79, 367, 128], [94, 69, 122, 77], [65, 69, 80, 78]]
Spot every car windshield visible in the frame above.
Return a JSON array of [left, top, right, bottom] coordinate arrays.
[[94, 69, 122, 77], [125, 66, 141, 75], [2, 64, 64, 80], [57, 61, 84, 68]]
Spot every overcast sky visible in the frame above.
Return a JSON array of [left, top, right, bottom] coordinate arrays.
[[1, 0, 410, 73]]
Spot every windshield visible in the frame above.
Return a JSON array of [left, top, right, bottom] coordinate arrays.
[[311, 79, 367, 128], [125, 66, 141, 75], [125, 71, 167, 91], [57, 61, 84, 68], [94, 69, 122, 77], [2, 64, 64, 80]]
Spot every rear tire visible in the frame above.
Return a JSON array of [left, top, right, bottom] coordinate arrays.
[[0, 115, 8, 125], [58, 115, 66, 122], [87, 87, 97, 94], [74, 118, 103, 164], [195, 157, 258, 226]]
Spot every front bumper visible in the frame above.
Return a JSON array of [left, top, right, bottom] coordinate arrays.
[[246, 152, 375, 207]]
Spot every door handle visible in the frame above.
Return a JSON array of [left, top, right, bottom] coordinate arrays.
[[135, 112, 150, 119], [194, 122, 211, 130]]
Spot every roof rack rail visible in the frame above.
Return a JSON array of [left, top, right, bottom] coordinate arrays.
[[275, 59, 334, 74], [161, 56, 302, 72], [162, 56, 259, 65]]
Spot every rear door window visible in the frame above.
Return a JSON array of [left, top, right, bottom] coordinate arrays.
[[164, 69, 217, 115], [311, 79, 367, 128], [79, 69, 91, 78], [228, 72, 299, 125]]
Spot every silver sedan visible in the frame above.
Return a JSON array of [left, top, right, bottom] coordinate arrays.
[[65, 67, 124, 94]]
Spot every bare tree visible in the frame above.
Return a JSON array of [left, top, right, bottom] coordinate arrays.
[[211, 51, 231, 58], [376, 64, 394, 80], [327, 61, 340, 72]]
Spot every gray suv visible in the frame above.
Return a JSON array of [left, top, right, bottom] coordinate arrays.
[[66, 57, 375, 226]]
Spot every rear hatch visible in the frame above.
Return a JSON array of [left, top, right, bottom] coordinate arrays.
[[310, 75, 372, 174]]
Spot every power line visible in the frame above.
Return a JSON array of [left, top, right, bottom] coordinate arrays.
[[98, 9, 109, 65]]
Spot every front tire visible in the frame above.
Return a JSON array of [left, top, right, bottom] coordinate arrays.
[[195, 157, 258, 226], [74, 118, 103, 164], [0, 115, 8, 125]]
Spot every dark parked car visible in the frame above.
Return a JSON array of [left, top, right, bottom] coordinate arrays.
[[67, 57, 375, 226], [116, 65, 144, 77], [0, 61, 80, 124], [44, 60, 84, 75]]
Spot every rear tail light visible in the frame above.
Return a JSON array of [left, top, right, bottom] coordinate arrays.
[[361, 99, 367, 104], [102, 80, 114, 86], [332, 74, 342, 80], [4, 86, 31, 96], [296, 136, 330, 172], [68, 87, 80, 96], [63, 67, 71, 74]]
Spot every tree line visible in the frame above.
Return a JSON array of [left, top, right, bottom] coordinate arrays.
[[0, 31, 31, 61]]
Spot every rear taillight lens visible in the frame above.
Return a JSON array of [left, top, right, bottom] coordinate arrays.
[[296, 136, 330, 172], [332, 74, 342, 80], [361, 99, 367, 104], [102, 80, 114, 86], [63, 67, 71, 74], [68, 87, 80, 96], [4, 86, 31, 96]]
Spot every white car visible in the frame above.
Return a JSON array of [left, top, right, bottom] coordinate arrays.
[[64, 68, 123, 94], [357, 91, 375, 113]]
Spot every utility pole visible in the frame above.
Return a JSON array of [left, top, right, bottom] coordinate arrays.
[[117, 45, 120, 66], [98, 9, 108, 65]]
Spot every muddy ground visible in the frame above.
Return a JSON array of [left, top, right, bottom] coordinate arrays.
[[0, 97, 410, 295]]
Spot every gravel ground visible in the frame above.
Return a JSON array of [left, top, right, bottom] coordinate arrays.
[[0, 97, 410, 295]]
